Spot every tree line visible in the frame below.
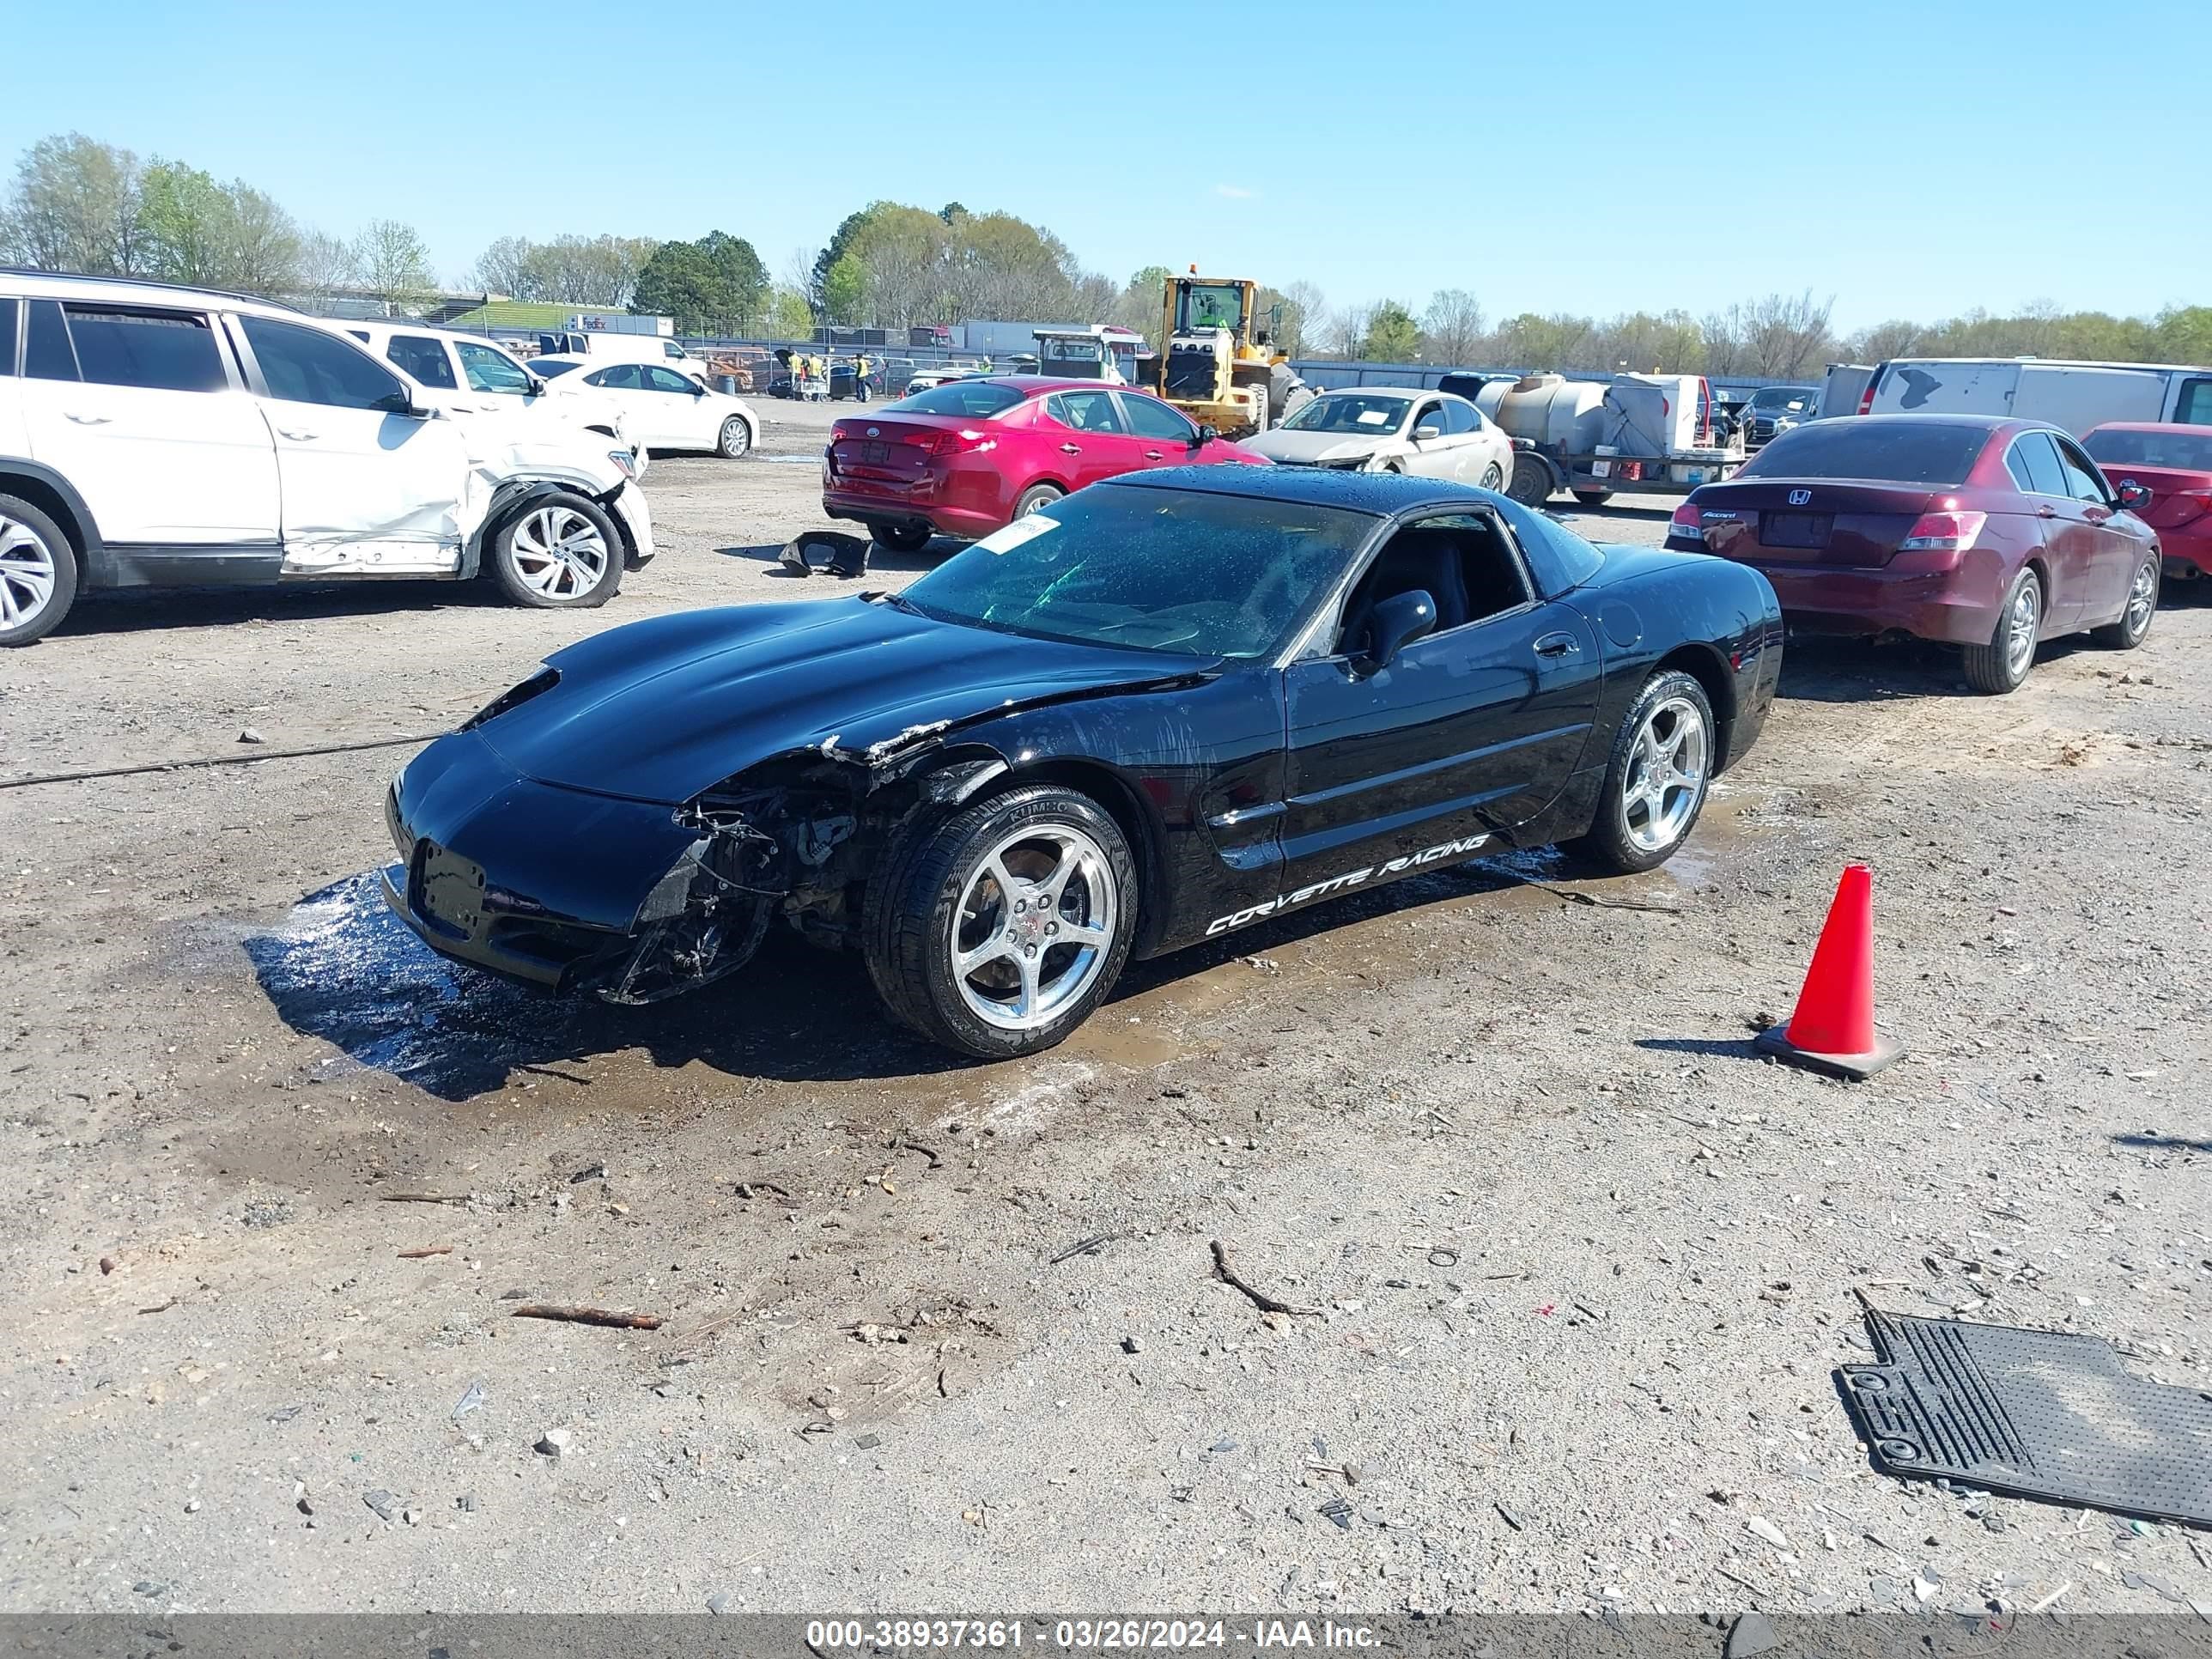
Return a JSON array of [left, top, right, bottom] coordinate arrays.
[[6, 132, 2208, 376], [1274, 288, 2212, 380], [0, 133, 439, 310]]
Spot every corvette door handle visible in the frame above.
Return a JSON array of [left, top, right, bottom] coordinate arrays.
[[64, 412, 112, 425], [1533, 632, 1581, 659], [1060, 443, 1081, 455]]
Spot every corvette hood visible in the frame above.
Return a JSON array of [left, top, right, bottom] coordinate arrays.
[[472, 597, 1214, 803]]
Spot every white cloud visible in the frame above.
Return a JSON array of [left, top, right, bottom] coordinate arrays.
[[1213, 184, 1256, 199]]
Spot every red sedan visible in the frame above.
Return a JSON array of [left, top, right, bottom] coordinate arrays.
[[1668, 414, 2160, 693], [2083, 422, 2212, 584], [822, 376, 1266, 553]]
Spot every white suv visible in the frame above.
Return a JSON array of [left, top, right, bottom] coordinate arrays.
[[338, 319, 646, 476], [0, 271, 655, 647]]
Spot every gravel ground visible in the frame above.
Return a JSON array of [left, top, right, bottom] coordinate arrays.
[[2, 399, 2208, 1617]]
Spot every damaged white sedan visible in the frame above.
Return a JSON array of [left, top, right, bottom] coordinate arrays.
[[0, 271, 653, 647], [1241, 386, 1514, 490]]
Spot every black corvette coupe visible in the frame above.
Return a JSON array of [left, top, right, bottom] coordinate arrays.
[[384, 468, 1782, 1058]]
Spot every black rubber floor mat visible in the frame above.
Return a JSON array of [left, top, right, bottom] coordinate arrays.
[[1838, 1307, 2212, 1525]]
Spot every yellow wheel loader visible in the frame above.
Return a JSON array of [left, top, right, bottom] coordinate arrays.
[[1149, 270, 1310, 440]]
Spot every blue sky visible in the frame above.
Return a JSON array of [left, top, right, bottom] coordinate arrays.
[[5, 0, 2207, 331]]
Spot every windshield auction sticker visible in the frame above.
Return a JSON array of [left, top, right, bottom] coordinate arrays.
[[975, 514, 1060, 555]]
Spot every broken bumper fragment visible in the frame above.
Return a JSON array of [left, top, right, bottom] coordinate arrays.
[[381, 732, 773, 1000], [609, 480, 655, 568]]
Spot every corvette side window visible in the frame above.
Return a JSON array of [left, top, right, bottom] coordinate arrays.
[[1334, 512, 1531, 655]]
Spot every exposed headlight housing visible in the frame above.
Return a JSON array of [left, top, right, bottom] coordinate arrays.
[[608, 448, 638, 479], [462, 666, 560, 730]]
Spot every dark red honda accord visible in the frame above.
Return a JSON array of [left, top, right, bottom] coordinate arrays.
[[1668, 414, 2161, 692]]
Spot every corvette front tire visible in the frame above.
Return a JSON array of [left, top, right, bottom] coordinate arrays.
[[863, 784, 1138, 1060]]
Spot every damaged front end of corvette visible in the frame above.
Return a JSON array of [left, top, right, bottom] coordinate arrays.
[[582, 727, 1013, 1006], [384, 593, 1212, 1009]]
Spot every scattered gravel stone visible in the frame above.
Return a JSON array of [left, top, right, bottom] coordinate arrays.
[[536, 1429, 572, 1458], [238, 727, 266, 744], [362, 1489, 399, 1522], [1726, 1611, 1780, 1659]]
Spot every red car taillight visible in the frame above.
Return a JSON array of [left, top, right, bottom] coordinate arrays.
[[1856, 376, 1878, 416], [1668, 504, 1705, 538], [2173, 489, 2212, 523], [1899, 509, 1987, 552], [915, 428, 986, 459]]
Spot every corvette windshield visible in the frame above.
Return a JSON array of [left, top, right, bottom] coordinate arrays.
[[901, 484, 1371, 659]]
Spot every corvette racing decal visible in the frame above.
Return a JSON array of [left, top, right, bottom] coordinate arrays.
[[1205, 832, 1491, 936]]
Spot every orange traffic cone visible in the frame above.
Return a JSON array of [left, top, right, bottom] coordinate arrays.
[[1754, 864, 1905, 1080]]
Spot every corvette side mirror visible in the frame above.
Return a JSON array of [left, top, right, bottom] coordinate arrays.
[[1363, 589, 1436, 672]]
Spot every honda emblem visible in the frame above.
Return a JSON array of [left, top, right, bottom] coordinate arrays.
[[1787, 489, 1812, 506]]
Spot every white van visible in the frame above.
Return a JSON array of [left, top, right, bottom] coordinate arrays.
[[1859, 358, 2212, 435]]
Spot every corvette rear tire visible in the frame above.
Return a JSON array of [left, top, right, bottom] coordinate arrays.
[[0, 493, 79, 647], [869, 520, 934, 553], [1013, 483, 1063, 519], [1567, 669, 1714, 875], [863, 784, 1138, 1060], [486, 491, 623, 609], [1961, 565, 2040, 694]]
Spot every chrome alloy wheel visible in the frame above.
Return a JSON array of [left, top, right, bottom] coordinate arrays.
[[0, 514, 59, 629], [1624, 696, 1708, 854], [2124, 557, 2156, 635], [950, 823, 1117, 1031], [507, 505, 610, 599], [2006, 573, 2041, 678]]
